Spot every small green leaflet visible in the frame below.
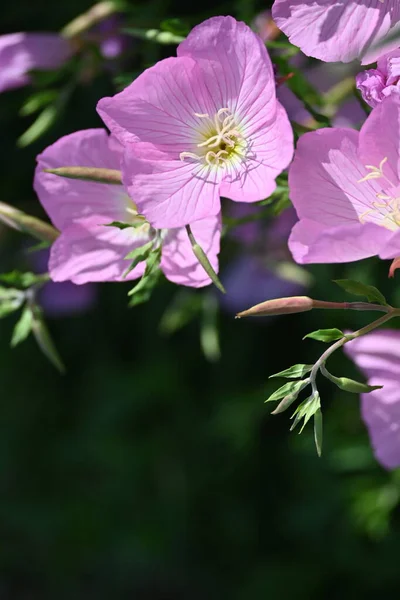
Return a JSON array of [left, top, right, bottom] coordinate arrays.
[[106, 220, 146, 230], [30, 304, 65, 373], [0, 271, 49, 288], [128, 247, 162, 306], [290, 393, 321, 433], [266, 378, 310, 403], [334, 279, 387, 306], [0, 287, 25, 318], [269, 364, 313, 379], [321, 367, 383, 393], [11, 306, 33, 347], [304, 328, 344, 343], [123, 240, 155, 277]]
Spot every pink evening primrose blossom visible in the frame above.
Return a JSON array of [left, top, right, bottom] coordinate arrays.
[[97, 16, 293, 229], [0, 33, 71, 93], [356, 48, 400, 108], [344, 330, 400, 470], [288, 94, 400, 265], [33, 129, 221, 287], [272, 0, 400, 64]]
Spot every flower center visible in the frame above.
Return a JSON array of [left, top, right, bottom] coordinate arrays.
[[180, 108, 247, 168], [358, 157, 400, 231]]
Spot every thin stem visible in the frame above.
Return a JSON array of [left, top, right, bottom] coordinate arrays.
[[309, 309, 400, 395]]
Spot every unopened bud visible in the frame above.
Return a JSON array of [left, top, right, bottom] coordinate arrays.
[[236, 296, 314, 318], [44, 167, 123, 185], [62, 1, 120, 39], [389, 257, 400, 278], [0, 201, 59, 243]]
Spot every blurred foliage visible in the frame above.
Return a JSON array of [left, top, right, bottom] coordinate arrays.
[[0, 0, 400, 598]]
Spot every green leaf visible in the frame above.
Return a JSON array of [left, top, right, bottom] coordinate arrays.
[[0, 287, 25, 318], [290, 393, 321, 432], [304, 328, 344, 343], [11, 306, 33, 347], [322, 367, 383, 393], [159, 290, 203, 335], [333, 279, 387, 306], [128, 247, 162, 306], [31, 304, 65, 373], [0, 271, 49, 288], [106, 220, 145, 230], [17, 105, 58, 147], [20, 90, 58, 116], [270, 364, 313, 379], [123, 27, 185, 44], [266, 379, 310, 403], [123, 240, 154, 277], [160, 18, 190, 37], [314, 409, 323, 457]]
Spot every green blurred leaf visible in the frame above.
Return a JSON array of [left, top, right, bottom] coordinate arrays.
[[20, 90, 58, 116], [17, 105, 58, 147], [0, 287, 25, 318], [11, 306, 33, 347], [0, 271, 49, 289], [160, 18, 190, 36], [30, 304, 65, 373], [270, 364, 313, 379], [123, 27, 185, 44], [333, 279, 388, 305], [159, 290, 203, 335], [304, 328, 344, 343]]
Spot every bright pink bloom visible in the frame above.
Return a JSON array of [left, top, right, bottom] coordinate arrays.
[[0, 33, 71, 93], [344, 331, 400, 470], [272, 1, 400, 64], [357, 49, 400, 108], [97, 16, 293, 229], [288, 95, 400, 264], [34, 129, 220, 287]]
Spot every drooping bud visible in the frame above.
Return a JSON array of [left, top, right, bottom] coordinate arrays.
[[0, 201, 59, 243], [389, 257, 400, 278], [185, 224, 226, 294], [44, 166, 123, 185], [236, 296, 314, 318], [61, 1, 120, 39]]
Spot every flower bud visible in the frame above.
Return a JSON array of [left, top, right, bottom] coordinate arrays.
[[44, 166, 122, 185], [389, 257, 400, 278], [0, 201, 59, 243], [236, 296, 314, 318]]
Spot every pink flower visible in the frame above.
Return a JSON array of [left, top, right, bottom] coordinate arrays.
[[97, 16, 293, 229], [272, 1, 400, 64], [0, 33, 71, 93], [288, 95, 400, 265], [34, 129, 220, 287], [357, 49, 400, 108], [344, 330, 400, 470]]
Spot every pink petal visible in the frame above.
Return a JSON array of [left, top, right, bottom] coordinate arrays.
[[97, 56, 215, 155], [35, 129, 130, 230], [49, 214, 148, 284], [220, 102, 293, 202], [344, 331, 400, 469], [177, 16, 277, 125], [0, 33, 71, 93], [272, 0, 400, 64], [289, 219, 393, 264], [379, 228, 400, 259], [359, 95, 400, 186], [121, 142, 221, 229], [289, 128, 384, 226], [161, 215, 221, 287]]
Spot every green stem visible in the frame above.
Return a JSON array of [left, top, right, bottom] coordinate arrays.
[[185, 225, 226, 294]]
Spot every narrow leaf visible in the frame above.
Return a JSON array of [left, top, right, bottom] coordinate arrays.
[[123, 240, 154, 277], [11, 306, 33, 347], [31, 305, 65, 373], [0, 271, 49, 289], [304, 328, 344, 343], [0, 287, 25, 318], [17, 105, 58, 147], [266, 379, 309, 403], [269, 364, 313, 379], [334, 279, 387, 306], [314, 409, 323, 457]]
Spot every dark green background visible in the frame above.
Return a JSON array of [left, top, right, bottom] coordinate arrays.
[[0, 0, 400, 598]]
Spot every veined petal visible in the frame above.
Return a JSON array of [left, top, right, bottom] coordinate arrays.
[[34, 129, 129, 230], [272, 0, 400, 64], [97, 56, 215, 156], [161, 215, 221, 288], [122, 143, 221, 228], [49, 214, 149, 284], [289, 128, 383, 226], [289, 219, 393, 264], [220, 102, 293, 202], [178, 16, 277, 127]]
